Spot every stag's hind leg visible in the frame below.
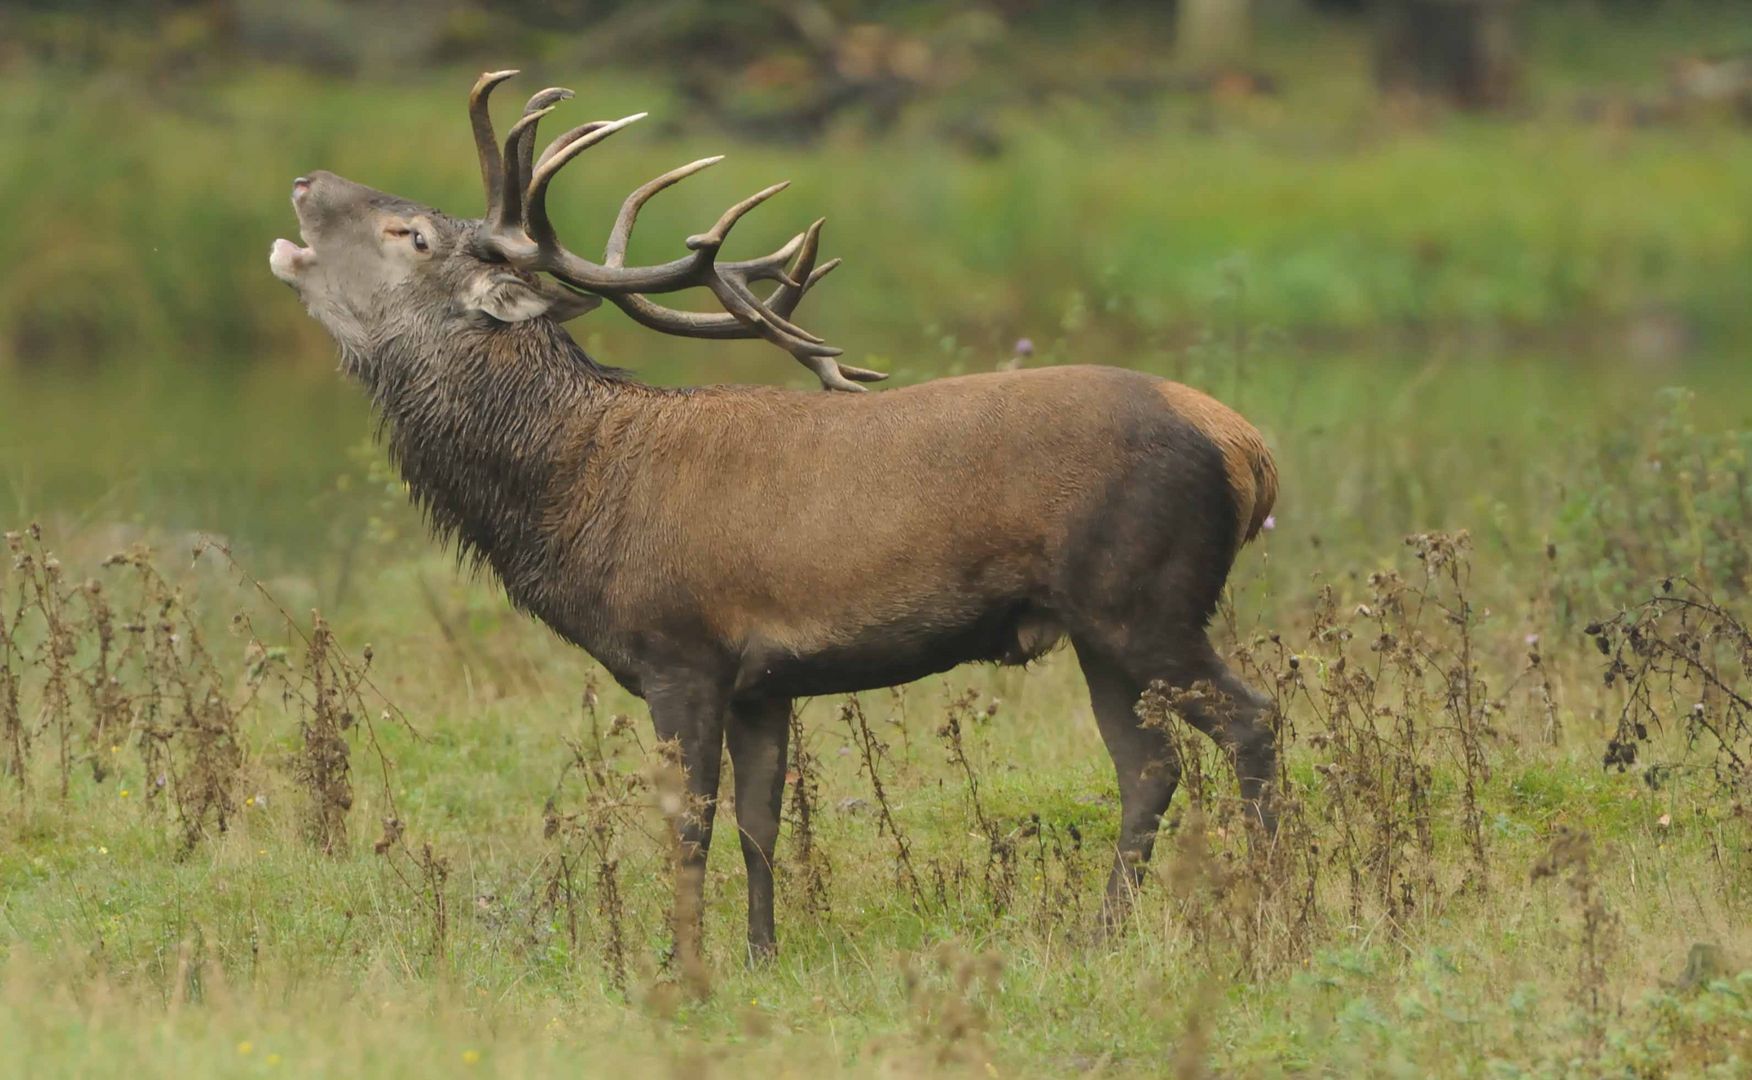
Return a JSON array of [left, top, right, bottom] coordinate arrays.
[[727, 695, 791, 962], [1122, 632, 1279, 838], [1076, 643, 1180, 929], [1188, 654, 1278, 837], [1076, 622, 1280, 932]]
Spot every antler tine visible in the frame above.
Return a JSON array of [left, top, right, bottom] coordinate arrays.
[[769, 222, 846, 315], [756, 219, 824, 307], [605, 255, 829, 339], [825, 357, 888, 384], [801, 258, 843, 294], [606, 156, 724, 269], [686, 182, 790, 253], [535, 121, 610, 173], [707, 270, 826, 347], [493, 103, 561, 235], [523, 112, 647, 253], [712, 228, 808, 290], [499, 89, 572, 229], [469, 69, 520, 218]]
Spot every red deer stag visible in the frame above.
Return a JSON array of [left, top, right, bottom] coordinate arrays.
[[269, 71, 1280, 963]]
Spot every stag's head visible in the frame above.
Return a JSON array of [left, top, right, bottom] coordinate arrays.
[[271, 171, 560, 364], [270, 71, 885, 391]]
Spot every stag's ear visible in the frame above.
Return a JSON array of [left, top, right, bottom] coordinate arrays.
[[461, 272, 551, 323], [461, 271, 601, 324]]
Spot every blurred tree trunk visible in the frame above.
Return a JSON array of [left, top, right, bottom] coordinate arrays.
[[1376, 0, 1521, 110], [1177, 0, 1253, 70]]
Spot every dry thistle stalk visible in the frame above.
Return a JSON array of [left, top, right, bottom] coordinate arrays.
[[0, 537, 27, 795], [1594, 578, 1751, 793], [937, 687, 1015, 917], [842, 694, 928, 911], [1407, 531, 1497, 881], [542, 686, 650, 995], [79, 577, 128, 783], [785, 704, 832, 920], [292, 612, 356, 855]]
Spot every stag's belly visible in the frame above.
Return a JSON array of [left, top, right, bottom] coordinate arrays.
[[731, 601, 1065, 699]]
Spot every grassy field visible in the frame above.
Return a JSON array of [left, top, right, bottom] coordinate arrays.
[[3, 7, 1752, 1076], [1, 359, 1748, 1077]]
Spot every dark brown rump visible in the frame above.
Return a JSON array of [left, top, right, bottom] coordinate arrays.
[[1054, 391, 1242, 635]]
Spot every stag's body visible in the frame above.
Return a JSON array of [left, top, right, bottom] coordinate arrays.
[[387, 329, 1267, 701], [272, 72, 1280, 962]]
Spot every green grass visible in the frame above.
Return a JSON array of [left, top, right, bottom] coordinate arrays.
[[0, 658, 1746, 1079]]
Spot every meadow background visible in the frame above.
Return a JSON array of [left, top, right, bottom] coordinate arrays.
[[0, 1, 1749, 1075]]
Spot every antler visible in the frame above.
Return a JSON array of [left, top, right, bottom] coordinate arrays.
[[467, 71, 885, 392]]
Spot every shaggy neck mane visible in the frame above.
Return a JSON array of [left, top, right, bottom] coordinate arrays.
[[359, 318, 629, 606]]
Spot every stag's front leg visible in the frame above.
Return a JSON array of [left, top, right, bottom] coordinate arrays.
[[726, 696, 791, 962], [645, 674, 729, 986]]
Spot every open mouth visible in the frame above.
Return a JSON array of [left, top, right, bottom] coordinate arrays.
[[268, 178, 317, 284], [268, 235, 315, 285]]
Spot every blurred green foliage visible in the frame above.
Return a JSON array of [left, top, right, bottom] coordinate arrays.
[[2, 4, 1749, 371], [2, 65, 1750, 371]]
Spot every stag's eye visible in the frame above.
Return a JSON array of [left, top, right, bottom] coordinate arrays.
[[384, 225, 430, 253]]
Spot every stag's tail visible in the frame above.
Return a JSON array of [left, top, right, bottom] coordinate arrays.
[[1230, 428, 1278, 545], [1158, 383, 1278, 549]]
